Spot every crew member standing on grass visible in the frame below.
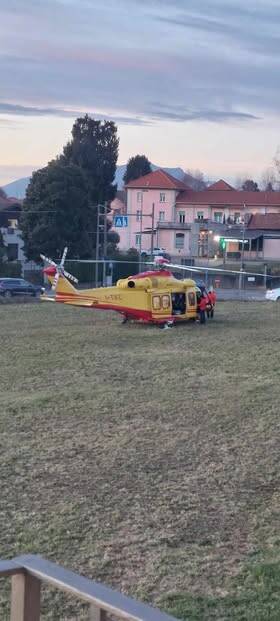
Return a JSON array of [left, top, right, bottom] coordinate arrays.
[[207, 286, 217, 318], [197, 289, 207, 324]]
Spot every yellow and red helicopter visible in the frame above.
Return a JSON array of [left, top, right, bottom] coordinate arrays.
[[41, 248, 266, 328]]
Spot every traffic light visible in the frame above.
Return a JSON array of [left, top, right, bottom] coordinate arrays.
[[219, 237, 226, 251]]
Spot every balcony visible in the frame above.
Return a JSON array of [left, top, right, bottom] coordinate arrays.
[[157, 221, 191, 230]]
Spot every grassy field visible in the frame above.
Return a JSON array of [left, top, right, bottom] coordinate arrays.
[[0, 301, 279, 620]]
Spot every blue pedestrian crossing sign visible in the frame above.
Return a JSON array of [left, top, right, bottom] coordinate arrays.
[[114, 215, 128, 227]]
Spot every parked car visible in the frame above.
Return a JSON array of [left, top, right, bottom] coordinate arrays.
[[141, 247, 170, 259], [0, 278, 44, 298], [265, 287, 280, 301]]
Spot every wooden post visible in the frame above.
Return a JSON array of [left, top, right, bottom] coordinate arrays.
[[11, 574, 41, 621], [89, 605, 107, 621]]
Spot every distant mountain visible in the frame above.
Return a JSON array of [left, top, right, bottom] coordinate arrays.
[[2, 164, 187, 199], [2, 177, 30, 199]]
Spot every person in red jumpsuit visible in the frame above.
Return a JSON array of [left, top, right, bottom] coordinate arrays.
[[197, 289, 208, 324], [207, 287, 217, 318]]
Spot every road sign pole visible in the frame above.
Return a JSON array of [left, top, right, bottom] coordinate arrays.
[[95, 204, 100, 287], [139, 194, 143, 273], [239, 204, 246, 291], [102, 203, 107, 286], [151, 203, 155, 256]]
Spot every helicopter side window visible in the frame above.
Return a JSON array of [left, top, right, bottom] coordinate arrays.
[[152, 295, 161, 310], [162, 295, 170, 309], [188, 292, 196, 307]]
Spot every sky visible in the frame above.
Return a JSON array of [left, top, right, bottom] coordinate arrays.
[[1, 0, 280, 186]]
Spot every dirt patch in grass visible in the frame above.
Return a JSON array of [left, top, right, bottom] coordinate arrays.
[[0, 301, 279, 619]]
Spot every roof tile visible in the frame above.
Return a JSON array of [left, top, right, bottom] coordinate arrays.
[[208, 179, 235, 191], [247, 213, 280, 230], [125, 169, 188, 190], [176, 189, 280, 206]]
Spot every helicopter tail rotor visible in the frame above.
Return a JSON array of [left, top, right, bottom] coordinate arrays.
[[40, 247, 78, 292]]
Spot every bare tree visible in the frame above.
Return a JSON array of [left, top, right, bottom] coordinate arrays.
[[273, 148, 280, 189], [234, 175, 249, 190], [183, 168, 207, 190], [261, 167, 276, 191]]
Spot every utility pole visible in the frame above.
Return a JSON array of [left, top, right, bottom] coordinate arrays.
[[239, 203, 246, 290], [151, 203, 155, 256], [264, 263, 267, 289], [138, 193, 143, 273], [102, 202, 107, 286], [95, 204, 100, 287]]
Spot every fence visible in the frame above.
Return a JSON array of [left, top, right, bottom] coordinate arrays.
[[0, 554, 177, 621]]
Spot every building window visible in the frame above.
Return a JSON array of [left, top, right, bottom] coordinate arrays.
[[178, 211, 185, 224], [136, 209, 141, 222], [135, 234, 141, 246], [214, 212, 223, 223], [137, 192, 142, 203], [175, 233, 184, 249], [234, 212, 241, 223], [160, 192, 166, 203], [197, 211, 204, 220], [159, 211, 165, 222], [8, 218, 18, 228], [7, 243, 18, 261]]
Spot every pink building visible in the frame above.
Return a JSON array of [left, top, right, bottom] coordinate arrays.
[[110, 170, 280, 260], [113, 169, 189, 256]]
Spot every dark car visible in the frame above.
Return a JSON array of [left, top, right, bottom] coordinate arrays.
[[0, 278, 44, 298]]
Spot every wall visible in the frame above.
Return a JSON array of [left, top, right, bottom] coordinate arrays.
[[126, 188, 177, 251], [176, 205, 211, 223], [157, 229, 191, 257], [263, 238, 280, 259]]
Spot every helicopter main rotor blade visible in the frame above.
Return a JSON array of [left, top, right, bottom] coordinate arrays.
[[165, 262, 269, 278], [60, 246, 68, 268], [63, 269, 78, 284], [40, 254, 57, 268]]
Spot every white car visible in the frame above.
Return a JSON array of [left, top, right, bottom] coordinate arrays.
[[265, 288, 280, 301], [141, 247, 167, 257]]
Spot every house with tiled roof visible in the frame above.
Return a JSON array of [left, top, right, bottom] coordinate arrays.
[[111, 169, 280, 260], [223, 213, 280, 261], [0, 197, 37, 268], [114, 169, 190, 253]]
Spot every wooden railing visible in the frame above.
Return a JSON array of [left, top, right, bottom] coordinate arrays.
[[0, 555, 177, 621]]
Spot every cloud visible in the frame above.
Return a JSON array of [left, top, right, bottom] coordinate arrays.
[[156, 12, 280, 58], [147, 103, 260, 123], [0, 117, 19, 128], [0, 0, 279, 128], [0, 98, 259, 128], [0, 102, 148, 125]]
